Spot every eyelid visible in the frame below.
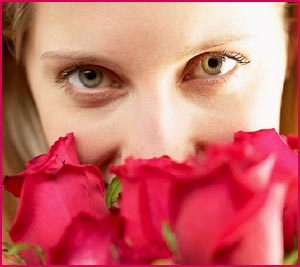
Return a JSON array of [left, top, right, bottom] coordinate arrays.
[[194, 50, 250, 64], [62, 84, 128, 107], [54, 63, 128, 107], [55, 63, 122, 86], [180, 50, 250, 96], [182, 50, 250, 79]]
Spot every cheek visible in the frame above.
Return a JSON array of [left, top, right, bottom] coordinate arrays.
[[190, 84, 283, 144], [213, 49, 285, 134], [36, 101, 124, 166], [239, 70, 284, 131], [27, 68, 125, 168], [242, 32, 286, 129], [232, 87, 282, 131], [72, 127, 122, 166]]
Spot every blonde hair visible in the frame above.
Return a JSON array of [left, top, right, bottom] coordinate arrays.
[[2, 2, 298, 231], [2, 3, 48, 232], [3, 3, 48, 175], [280, 3, 298, 135]]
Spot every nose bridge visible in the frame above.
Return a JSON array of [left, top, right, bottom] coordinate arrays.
[[122, 79, 195, 162]]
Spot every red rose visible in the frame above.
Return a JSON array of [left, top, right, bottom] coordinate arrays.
[[171, 154, 282, 264], [234, 129, 298, 253], [4, 133, 79, 198], [111, 129, 297, 264], [4, 129, 297, 265], [110, 156, 181, 263], [282, 134, 298, 252], [283, 178, 298, 252], [3, 134, 108, 264], [47, 212, 124, 265]]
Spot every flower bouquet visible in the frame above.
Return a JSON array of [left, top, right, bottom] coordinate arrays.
[[2, 129, 298, 265]]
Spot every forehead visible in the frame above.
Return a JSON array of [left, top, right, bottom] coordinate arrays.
[[30, 3, 283, 65]]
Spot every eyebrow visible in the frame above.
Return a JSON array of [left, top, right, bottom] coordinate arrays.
[[41, 51, 123, 70], [41, 34, 254, 67], [180, 34, 255, 57]]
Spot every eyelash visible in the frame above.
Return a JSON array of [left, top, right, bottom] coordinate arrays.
[[55, 50, 249, 83], [54, 50, 250, 102], [55, 64, 116, 85], [181, 50, 250, 88], [183, 50, 250, 76], [55, 64, 126, 106], [217, 50, 250, 65]]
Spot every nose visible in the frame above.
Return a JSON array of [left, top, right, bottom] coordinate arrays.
[[119, 80, 197, 163]]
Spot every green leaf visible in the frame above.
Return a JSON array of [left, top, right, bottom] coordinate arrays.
[[2, 227, 45, 264], [283, 249, 298, 265], [283, 236, 298, 265], [162, 221, 177, 253], [2, 253, 20, 265], [105, 176, 121, 208], [5, 243, 27, 264], [2, 242, 45, 265], [2, 241, 12, 249], [9, 242, 30, 254], [32, 245, 45, 260]]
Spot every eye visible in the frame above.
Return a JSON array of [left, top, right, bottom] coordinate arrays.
[[68, 67, 115, 89], [183, 51, 250, 81], [55, 64, 126, 106], [76, 68, 103, 88], [196, 55, 236, 76]]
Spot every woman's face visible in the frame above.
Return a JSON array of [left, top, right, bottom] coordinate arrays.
[[26, 3, 287, 180]]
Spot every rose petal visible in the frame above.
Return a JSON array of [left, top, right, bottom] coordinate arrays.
[[172, 169, 286, 264], [170, 131, 292, 264], [283, 178, 298, 252], [47, 212, 124, 265], [287, 134, 298, 150], [214, 184, 286, 264], [234, 129, 297, 178], [3, 133, 79, 197], [110, 157, 174, 263], [9, 164, 107, 263], [26, 133, 79, 169]]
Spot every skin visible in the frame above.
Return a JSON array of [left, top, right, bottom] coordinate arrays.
[[25, 3, 287, 181]]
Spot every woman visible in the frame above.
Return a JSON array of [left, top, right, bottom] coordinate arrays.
[[2, 1, 298, 256]]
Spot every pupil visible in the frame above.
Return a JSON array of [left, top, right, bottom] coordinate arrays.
[[83, 70, 97, 80], [208, 57, 219, 68]]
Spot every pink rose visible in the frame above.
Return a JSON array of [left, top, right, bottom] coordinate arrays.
[[3, 134, 109, 264]]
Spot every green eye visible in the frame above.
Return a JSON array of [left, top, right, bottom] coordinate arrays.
[[184, 52, 249, 81], [78, 68, 103, 88], [201, 56, 224, 75]]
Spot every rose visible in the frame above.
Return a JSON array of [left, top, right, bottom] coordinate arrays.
[[283, 178, 298, 252], [47, 212, 124, 265], [4, 133, 80, 198], [234, 130, 298, 253], [4, 129, 297, 264], [3, 134, 110, 264], [282, 134, 298, 252], [110, 129, 298, 264], [170, 141, 282, 264], [110, 156, 188, 263]]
